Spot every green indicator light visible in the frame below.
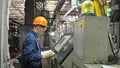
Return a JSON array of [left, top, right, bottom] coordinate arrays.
[[107, 8, 112, 12]]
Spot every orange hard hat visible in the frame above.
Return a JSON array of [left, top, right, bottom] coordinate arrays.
[[33, 16, 48, 27]]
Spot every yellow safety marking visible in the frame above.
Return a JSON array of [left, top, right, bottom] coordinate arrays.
[[79, 21, 83, 27]]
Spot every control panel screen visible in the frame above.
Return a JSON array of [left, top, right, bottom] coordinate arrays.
[[54, 35, 71, 52]]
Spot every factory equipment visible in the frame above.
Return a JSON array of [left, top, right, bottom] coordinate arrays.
[[9, 20, 21, 58], [73, 16, 120, 68], [51, 33, 73, 68]]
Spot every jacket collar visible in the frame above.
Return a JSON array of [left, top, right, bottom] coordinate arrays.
[[30, 30, 39, 39]]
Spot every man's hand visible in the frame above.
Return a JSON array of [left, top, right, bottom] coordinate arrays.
[[41, 50, 55, 58]]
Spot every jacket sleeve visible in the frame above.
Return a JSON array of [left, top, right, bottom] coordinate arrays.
[[23, 38, 42, 62]]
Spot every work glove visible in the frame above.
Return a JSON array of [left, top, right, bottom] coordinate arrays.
[[41, 50, 55, 58]]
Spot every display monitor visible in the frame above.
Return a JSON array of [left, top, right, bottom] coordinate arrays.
[[54, 35, 71, 52]]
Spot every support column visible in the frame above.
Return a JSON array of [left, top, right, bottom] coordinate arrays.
[[0, 0, 8, 68]]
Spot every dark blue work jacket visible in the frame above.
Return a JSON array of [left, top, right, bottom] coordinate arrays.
[[21, 30, 42, 68]]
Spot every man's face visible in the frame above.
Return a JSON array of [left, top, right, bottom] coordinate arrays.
[[37, 26, 47, 36]]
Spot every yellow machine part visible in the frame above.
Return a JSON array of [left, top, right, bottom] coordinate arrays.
[[81, 0, 107, 16], [98, 0, 107, 16], [102, 0, 107, 15], [93, 0, 103, 16], [81, 0, 95, 15]]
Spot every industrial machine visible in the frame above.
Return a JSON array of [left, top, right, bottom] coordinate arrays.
[[73, 16, 120, 68], [48, 16, 120, 68]]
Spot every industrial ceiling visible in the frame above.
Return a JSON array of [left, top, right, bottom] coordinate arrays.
[[9, 0, 71, 23]]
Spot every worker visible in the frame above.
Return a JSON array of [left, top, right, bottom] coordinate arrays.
[[21, 16, 54, 68]]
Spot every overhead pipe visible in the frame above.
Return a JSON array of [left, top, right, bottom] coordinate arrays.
[[62, 6, 77, 19], [62, 0, 78, 20]]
